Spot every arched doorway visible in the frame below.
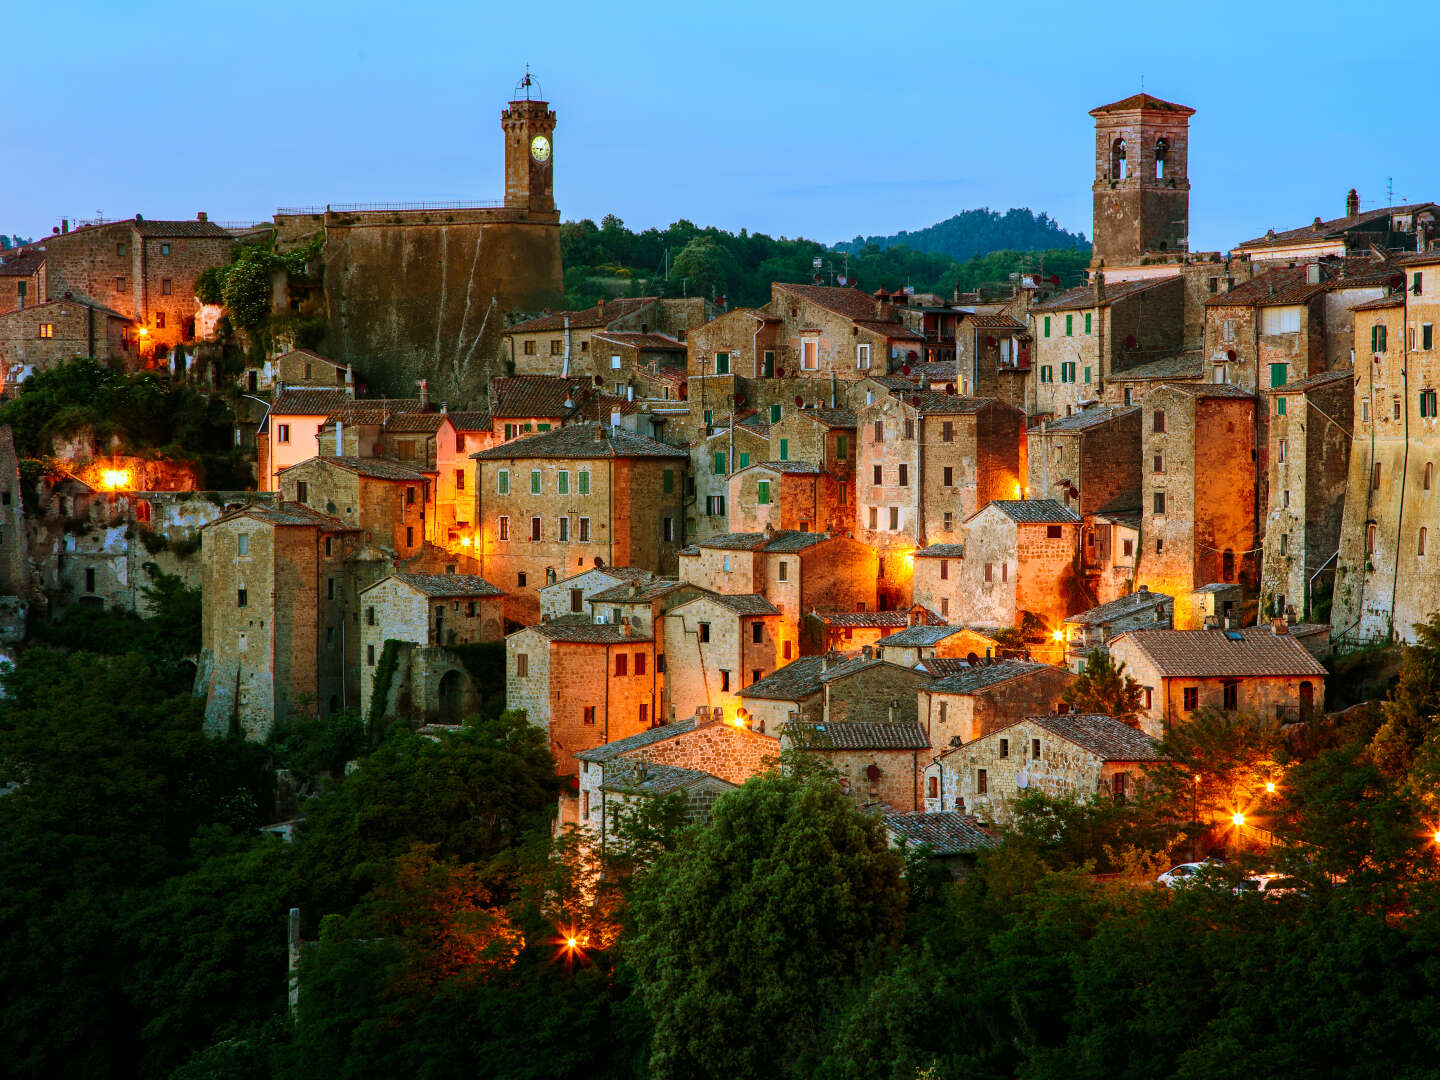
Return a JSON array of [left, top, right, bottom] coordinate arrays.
[[437, 669, 471, 722], [1299, 681, 1313, 711]]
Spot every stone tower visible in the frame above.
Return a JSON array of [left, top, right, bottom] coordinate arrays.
[[1089, 93, 1194, 266], [502, 73, 556, 214]]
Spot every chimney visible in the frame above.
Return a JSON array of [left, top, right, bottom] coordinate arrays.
[[417, 378, 429, 409], [61, 218, 69, 234], [1138, 583, 1149, 593], [597, 298, 606, 317], [1093, 270, 1105, 303], [821, 651, 833, 672], [887, 700, 897, 724], [344, 364, 355, 398], [197, 211, 207, 222], [1306, 263, 1321, 285], [764, 522, 775, 539], [440, 402, 448, 415], [1312, 216, 1324, 230], [1271, 617, 1288, 635], [1347, 188, 1360, 219]]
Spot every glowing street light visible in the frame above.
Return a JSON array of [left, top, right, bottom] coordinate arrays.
[[1265, 782, 1276, 794], [100, 469, 131, 491], [565, 937, 579, 950], [1232, 812, 1246, 827], [1051, 629, 1064, 642]]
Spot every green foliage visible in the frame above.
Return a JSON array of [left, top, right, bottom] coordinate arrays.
[[443, 640, 508, 720], [627, 769, 906, 1078], [221, 245, 276, 330], [835, 207, 1088, 261], [1063, 649, 1146, 726], [195, 265, 225, 306], [266, 708, 367, 782], [366, 637, 402, 725], [1369, 611, 1440, 780]]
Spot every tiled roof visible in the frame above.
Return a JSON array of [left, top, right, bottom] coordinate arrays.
[[927, 659, 1053, 694], [522, 622, 654, 644], [774, 282, 880, 321], [1268, 369, 1354, 395], [1396, 249, 1440, 266], [568, 393, 644, 421], [505, 297, 656, 334], [601, 759, 734, 796], [797, 407, 858, 429], [1237, 203, 1437, 250], [383, 411, 446, 433], [1032, 712, 1162, 761], [0, 250, 44, 276], [1090, 93, 1195, 116], [1031, 277, 1171, 313], [472, 422, 687, 460], [919, 657, 973, 678], [748, 460, 822, 475], [1351, 293, 1405, 311], [549, 565, 655, 589], [882, 811, 998, 854], [963, 312, 1027, 331], [979, 499, 1081, 524], [855, 319, 925, 341], [446, 409, 493, 431], [131, 218, 232, 238], [1205, 266, 1330, 308], [391, 573, 503, 598], [739, 653, 854, 700], [302, 456, 430, 481], [1038, 404, 1139, 433], [588, 578, 692, 603], [324, 398, 422, 425], [210, 500, 352, 531], [269, 388, 354, 416], [878, 624, 965, 648], [913, 544, 967, 559], [275, 347, 344, 369], [813, 610, 913, 629], [697, 530, 833, 553], [0, 297, 128, 320], [707, 593, 781, 616], [1111, 627, 1328, 677], [488, 376, 590, 419], [1065, 588, 1173, 626], [1150, 382, 1255, 400], [591, 331, 687, 351], [574, 718, 697, 762], [646, 361, 688, 386], [893, 393, 1002, 416], [1110, 353, 1205, 381], [788, 720, 929, 750]]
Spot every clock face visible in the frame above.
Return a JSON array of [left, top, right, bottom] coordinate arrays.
[[530, 135, 551, 163]]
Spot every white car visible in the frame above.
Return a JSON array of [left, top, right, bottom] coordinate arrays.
[[1156, 862, 1215, 889], [1236, 873, 1306, 898]]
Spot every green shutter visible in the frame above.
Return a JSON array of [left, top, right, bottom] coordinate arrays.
[[537, 423, 551, 432], [530, 470, 541, 494], [578, 471, 590, 495], [739, 452, 749, 468], [1425, 325, 1434, 350], [1065, 314, 1073, 336], [714, 452, 726, 475], [1084, 312, 1092, 334], [557, 470, 569, 495], [1371, 325, 1380, 352], [837, 435, 848, 459], [757, 480, 770, 505], [1270, 363, 1288, 389], [663, 469, 674, 493], [1044, 316, 1051, 338], [770, 403, 781, 423], [779, 438, 788, 461], [497, 471, 509, 494], [1276, 396, 1286, 416], [1084, 366, 1092, 384], [716, 352, 730, 374]]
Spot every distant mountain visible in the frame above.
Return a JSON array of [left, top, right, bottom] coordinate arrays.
[[835, 208, 1088, 262]]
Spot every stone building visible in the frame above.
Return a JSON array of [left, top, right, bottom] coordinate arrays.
[[1061, 585, 1174, 670], [956, 499, 1083, 632], [1082, 505, 1143, 603], [0, 247, 45, 318], [1232, 192, 1439, 265], [40, 214, 232, 358], [855, 392, 1024, 606], [1333, 254, 1440, 644], [767, 407, 857, 471], [925, 712, 1161, 826], [1088, 93, 1194, 266], [1108, 625, 1327, 736], [782, 716, 930, 812], [587, 577, 705, 638], [582, 759, 737, 841], [737, 650, 932, 742], [573, 716, 777, 835], [538, 565, 656, 621], [875, 623, 1008, 669], [196, 501, 364, 738], [279, 455, 432, 559], [917, 660, 1077, 748], [357, 573, 505, 722], [881, 811, 997, 875], [1028, 276, 1185, 421], [257, 387, 354, 491], [240, 347, 353, 396], [1135, 383, 1257, 628], [725, 460, 850, 535], [472, 423, 688, 624], [909, 543, 968, 621], [1259, 369, 1353, 621], [810, 608, 942, 656], [1026, 404, 1141, 516], [0, 297, 135, 386], [504, 297, 713, 377], [504, 621, 659, 776], [690, 412, 771, 542], [955, 311, 1030, 407], [661, 591, 783, 724]]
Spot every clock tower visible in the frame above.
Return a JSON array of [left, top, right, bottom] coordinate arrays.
[[502, 71, 556, 215]]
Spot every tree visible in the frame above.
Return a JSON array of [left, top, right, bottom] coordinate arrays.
[[1063, 649, 1145, 726], [627, 771, 906, 1079], [1368, 612, 1440, 781]]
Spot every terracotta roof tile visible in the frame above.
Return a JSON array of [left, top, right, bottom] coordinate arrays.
[[591, 331, 687, 351], [300, 456, 430, 481], [1112, 627, 1327, 677], [854, 319, 925, 341], [813, 610, 913, 629], [1031, 277, 1174, 313], [707, 593, 781, 616], [1090, 93, 1195, 116], [978, 499, 1081, 524], [390, 573, 503, 598], [1237, 204, 1438, 250], [1267, 369, 1354, 395], [488, 376, 590, 419], [877, 623, 966, 647], [1038, 404, 1140, 433], [927, 659, 1055, 694], [574, 718, 698, 762], [913, 544, 966, 558], [472, 422, 687, 460], [324, 398, 421, 425], [522, 622, 654, 644], [600, 759, 734, 796], [1065, 588, 1173, 626], [774, 282, 880, 321], [1030, 712, 1162, 760], [882, 811, 998, 854], [383, 411, 446, 433], [963, 312, 1027, 331], [270, 387, 355, 416], [210, 499, 352, 530], [588, 578, 692, 603], [505, 297, 656, 334], [788, 719, 929, 750], [1110, 353, 1205, 381]]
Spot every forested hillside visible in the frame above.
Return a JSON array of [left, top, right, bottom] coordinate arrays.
[[560, 215, 1090, 310], [835, 207, 1089, 261]]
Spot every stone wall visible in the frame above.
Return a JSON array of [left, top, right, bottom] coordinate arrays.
[[919, 666, 1076, 747]]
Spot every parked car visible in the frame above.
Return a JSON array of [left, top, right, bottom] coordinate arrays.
[[1236, 873, 1306, 898], [1157, 862, 1214, 889]]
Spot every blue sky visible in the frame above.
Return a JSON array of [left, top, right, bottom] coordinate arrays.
[[8, 0, 1438, 253]]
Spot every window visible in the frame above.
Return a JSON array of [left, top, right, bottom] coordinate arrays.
[[1123, 538, 1134, 557], [115, 276, 127, 293], [801, 339, 819, 369], [639, 701, 650, 725], [779, 438, 789, 461], [1001, 563, 1008, 583], [715, 351, 730, 375], [406, 526, 414, 547], [276, 423, 290, 443], [1426, 325, 1435, 351], [1222, 549, 1235, 581], [326, 577, 335, 600], [610, 353, 622, 370], [1031, 738, 1041, 759], [898, 464, 908, 487], [720, 670, 731, 692], [550, 339, 562, 355], [517, 571, 527, 588], [664, 516, 674, 541], [1153, 454, 1163, 473], [615, 653, 628, 676], [1427, 463, 1434, 491], [1270, 363, 1289, 389], [1421, 528, 1429, 557], [868, 506, 878, 530], [455, 468, 466, 491], [1043, 316, 1051, 338], [498, 515, 510, 541], [713, 451, 726, 475], [38, 323, 54, 339], [836, 435, 848, 460], [155, 312, 165, 329], [999, 739, 1009, 759], [504, 423, 516, 440], [530, 470, 541, 494], [578, 517, 590, 541], [783, 640, 793, 660], [985, 563, 993, 582], [1124, 387, 1134, 406], [928, 776, 939, 798], [757, 480, 771, 505], [872, 464, 883, 485], [889, 506, 899, 530], [1283, 489, 1291, 507], [161, 278, 172, 296], [1084, 366, 1092, 384], [873, 420, 884, 443], [706, 494, 726, 517], [943, 511, 952, 530], [1362, 398, 1371, 422], [904, 419, 915, 440], [530, 516, 541, 541], [583, 705, 596, 725], [1372, 324, 1388, 353], [1156, 538, 1164, 554], [1223, 682, 1239, 711], [367, 644, 375, 665], [1395, 398, 1403, 420], [405, 485, 417, 506], [1414, 272, 1424, 295], [1154, 491, 1166, 514], [578, 470, 590, 495], [1084, 312, 1092, 334], [1276, 396, 1287, 416], [1277, 438, 1287, 464], [1423, 393, 1439, 420], [556, 469, 569, 495], [777, 559, 789, 582], [977, 769, 988, 794], [1143, 687, 1153, 710], [523, 340, 536, 355], [1153, 409, 1166, 433], [738, 453, 749, 469], [698, 622, 710, 643], [1366, 522, 1377, 553], [941, 420, 954, 442], [116, 242, 126, 256], [1280, 533, 1289, 554], [237, 587, 247, 607], [762, 350, 775, 376], [942, 466, 953, 487], [856, 343, 871, 370], [1373, 463, 1382, 490], [1066, 314, 1074, 336], [663, 469, 674, 493], [558, 517, 569, 542], [1183, 687, 1198, 711], [236, 533, 249, 556], [1046, 525, 1063, 539]]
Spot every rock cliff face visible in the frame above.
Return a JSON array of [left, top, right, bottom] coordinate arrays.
[[280, 210, 564, 404]]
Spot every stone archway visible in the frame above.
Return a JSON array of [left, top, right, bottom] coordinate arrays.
[[436, 668, 477, 723]]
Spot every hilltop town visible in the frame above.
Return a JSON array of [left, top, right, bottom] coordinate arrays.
[[6, 82, 1440, 1077]]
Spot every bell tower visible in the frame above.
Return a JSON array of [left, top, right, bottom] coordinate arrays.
[[502, 69, 556, 215], [1089, 93, 1193, 266]]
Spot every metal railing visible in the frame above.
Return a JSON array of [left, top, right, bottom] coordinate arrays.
[[275, 200, 505, 215]]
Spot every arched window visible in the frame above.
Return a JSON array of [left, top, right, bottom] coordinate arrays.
[[1154, 138, 1169, 179], [1111, 138, 1127, 180], [1421, 527, 1428, 556], [1222, 549, 1236, 581]]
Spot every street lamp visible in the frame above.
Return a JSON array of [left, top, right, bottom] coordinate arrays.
[[1232, 812, 1246, 827]]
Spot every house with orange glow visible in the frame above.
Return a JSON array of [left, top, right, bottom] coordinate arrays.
[[955, 499, 1083, 634], [257, 387, 354, 491]]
